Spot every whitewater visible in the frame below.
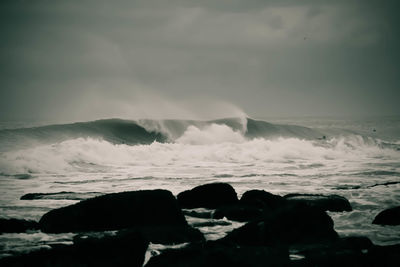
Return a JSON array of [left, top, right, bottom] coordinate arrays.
[[0, 116, 400, 258]]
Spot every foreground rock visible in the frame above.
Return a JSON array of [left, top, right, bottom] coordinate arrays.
[[146, 241, 289, 267], [0, 218, 39, 234], [39, 190, 187, 233], [177, 183, 238, 209], [221, 203, 338, 246], [284, 193, 352, 212], [0, 230, 148, 267], [372, 206, 400, 225]]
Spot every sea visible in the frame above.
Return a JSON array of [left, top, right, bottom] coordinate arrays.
[[0, 116, 399, 259]]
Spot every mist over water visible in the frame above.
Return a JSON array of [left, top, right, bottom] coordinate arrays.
[[0, 115, 400, 258]]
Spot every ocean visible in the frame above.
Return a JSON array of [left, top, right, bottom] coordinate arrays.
[[0, 116, 399, 258]]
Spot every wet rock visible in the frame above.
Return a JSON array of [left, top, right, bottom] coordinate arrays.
[[0, 218, 39, 234], [372, 206, 400, 225], [213, 205, 263, 222], [221, 203, 338, 246], [240, 189, 286, 210], [146, 241, 289, 267], [177, 183, 238, 209], [0, 230, 148, 267], [39, 190, 187, 233], [284, 193, 352, 212]]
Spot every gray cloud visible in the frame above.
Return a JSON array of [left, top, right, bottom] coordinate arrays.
[[0, 0, 399, 121]]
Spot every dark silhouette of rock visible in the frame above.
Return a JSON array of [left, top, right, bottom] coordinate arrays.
[[177, 183, 238, 209], [21, 191, 102, 201], [221, 203, 338, 246], [240, 189, 286, 209], [183, 209, 214, 219], [213, 205, 263, 222], [0, 218, 39, 234], [146, 241, 289, 267], [284, 193, 352, 212], [39, 190, 187, 233], [0, 230, 148, 267], [372, 206, 400, 225]]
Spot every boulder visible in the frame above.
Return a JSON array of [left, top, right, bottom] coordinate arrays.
[[146, 241, 289, 267], [240, 189, 286, 210], [284, 193, 352, 212], [177, 183, 238, 209], [0, 218, 39, 234], [221, 203, 338, 246], [0, 230, 148, 267], [372, 206, 400, 225], [39, 190, 187, 233]]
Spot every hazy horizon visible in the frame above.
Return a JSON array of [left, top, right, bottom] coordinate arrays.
[[1, 0, 399, 121]]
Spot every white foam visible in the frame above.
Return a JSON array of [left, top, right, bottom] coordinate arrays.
[[176, 124, 245, 145]]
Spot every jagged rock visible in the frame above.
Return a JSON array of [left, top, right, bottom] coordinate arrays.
[[0, 218, 39, 234], [0, 230, 148, 267], [177, 183, 238, 209], [146, 241, 289, 267], [284, 193, 352, 212], [39, 190, 187, 233], [221, 203, 338, 246], [372, 206, 400, 225]]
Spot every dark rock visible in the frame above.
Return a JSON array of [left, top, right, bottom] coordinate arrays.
[[177, 183, 238, 209], [284, 193, 352, 212], [183, 209, 214, 219], [21, 191, 102, 201], [0, 218, 39, 234], [213, 205, 263, 222], [221, 203, 338, 246], [0, 230, 148, 267], [191, 221, 231, 228], [367, 244, 400, 267], [240, 189, 286, 210], [39, 190, 187, 233], [372, 206, 400, 225], [146, 241, 289, 267]]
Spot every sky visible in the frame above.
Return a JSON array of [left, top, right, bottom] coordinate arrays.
[[0, 0, 399, 121]]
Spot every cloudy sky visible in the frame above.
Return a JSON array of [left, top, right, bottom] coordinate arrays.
[[0, 0, 399, 121]]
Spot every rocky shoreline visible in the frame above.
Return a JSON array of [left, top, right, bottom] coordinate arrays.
[[1, 182, 399, 266]]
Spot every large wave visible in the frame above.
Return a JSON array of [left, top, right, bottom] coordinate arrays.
[[0, 117, 331, 150], [0, 118, 399, 175]]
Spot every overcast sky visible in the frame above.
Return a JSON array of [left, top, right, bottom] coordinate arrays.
[[0, 0, 399, 121]]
